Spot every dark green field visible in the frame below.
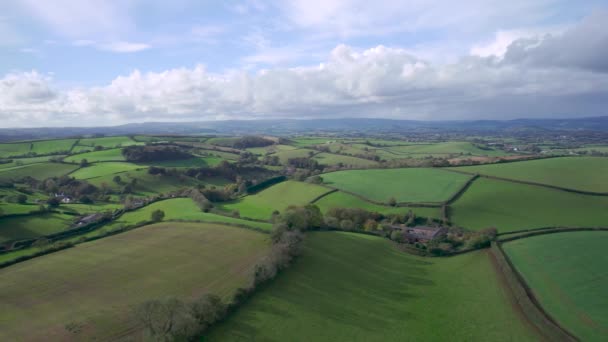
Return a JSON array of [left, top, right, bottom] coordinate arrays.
[[504, 232, 608, 341], [207, 232, 535, 341]]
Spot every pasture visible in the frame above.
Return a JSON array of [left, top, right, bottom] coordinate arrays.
[[321, 168, 472, 203], [274, 148, 317, 163], [0, 213, 74, 244], [314, 190, 441, 219], [0, 155, 64, 170], [77, 136, 140, 148], [218, 181, 332, 220], [0, 222, 270, 341], [0, 142, 31, 157], [503, 231, 608, 341], [450, 178, 608, 232], [30, 139, 77, 154], [65, 148, 125, 163], [106, 198, 273, 231], [312, 152, 378, 167], [0, 162, 78, 181], [207, 232, 535, 341], [70, 162, 144, 179], [450, 157, 608, 193]]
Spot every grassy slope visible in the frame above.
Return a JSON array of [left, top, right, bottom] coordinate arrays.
[[322, 168, 472, 203], [450, 178, 608, 232], [0, 155, 66, 170], [218, 181, 331, 220], [70, 162, 144, 179], [65, 148, 125, 162], [449, 157, 608, 192], [77, 136, 139, 148], [106, 198, 273, 231], [0, 142, 31, 157], [314, 190, 441, 219], [208, 232, 535, 341], [313, 152, 378, 167], [0, 162, 78, 181], [0, 213, 73, 243], [503, 232, 608, 341], [30, 139, 77, 154], [0, 222, 270, 341]]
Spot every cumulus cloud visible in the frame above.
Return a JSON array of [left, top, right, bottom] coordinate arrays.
[[1, 10, 607, 127], [502, 11, 608, 72]]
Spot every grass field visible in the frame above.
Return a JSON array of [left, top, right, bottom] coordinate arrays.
[[314, 190, 441, 218], [503, 232, 608, 341], [0, 213, 74, 243], [207, 232, 535, 341], [0, 155, 65, 170], [246, 144, 297, 155], [140, 156, 219, 168], [0, 162, 78, 181], [77, 136, 139, 148], [0, 203, 39, 216], [0, 142, 31, 157], [0, 222, 270, 341], [274, 148, 317, 163], [312, 152, 378, 167], [384, 141, 506, 156], [106, 198, 273, 231], [450, 178, 608, 232], [321, 168, 472, 203], [70, 162, 144, 179], [218, 181, 332, 220], [30, 139, 77, 154], [450, 157, 608, 193], [65, 148, 125, 163]]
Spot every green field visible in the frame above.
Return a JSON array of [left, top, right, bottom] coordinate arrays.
[[207, 232, 535, 341], [140, 156, 218, 168], [384, 141, 506, 156], [450, 157, 608, 193], [321, 168, 472, 203], [65, 148, 125, 163], [450, 178, 608, 232], [0, 213, 74, 243], [77, 136, 139, 148], [503, 232, 608, 341], [0, 203, 39, 216], [0, 142, 31, 157], [106, 198, 273, 231], [0, 155, 65, 170], [274, 148, 317, 163], [70, 162, 144, 179], [0, 162, 78, 181], [312, 152, 378, 167], [246, 144, 297, 155], [218, 181, 332, 220], [314, 190, 441, 218], [30, 139, 77, 154], [0, 222, 270, 341]]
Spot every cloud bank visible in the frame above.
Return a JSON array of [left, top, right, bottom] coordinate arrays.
[[1, 11, 607, 127]]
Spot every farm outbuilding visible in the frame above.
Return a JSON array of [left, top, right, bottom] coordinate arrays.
[[392, 225, 447, 243]]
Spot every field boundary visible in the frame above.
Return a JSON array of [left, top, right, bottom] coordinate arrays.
[[308, 188, 338, 204], [444, 174, 479, 205], [497, 227, 608, 242], [446, 168, 608, 196], [489, 242, 579, 341]]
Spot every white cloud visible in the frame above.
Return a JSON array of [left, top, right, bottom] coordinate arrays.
[[72, 40, 150, 53]]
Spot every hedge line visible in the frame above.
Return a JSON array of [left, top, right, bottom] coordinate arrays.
[[489, 242, 578, 341], [498, 227, 608, 242]]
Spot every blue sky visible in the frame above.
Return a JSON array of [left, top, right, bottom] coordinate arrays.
[[1, 0, 607, 127]]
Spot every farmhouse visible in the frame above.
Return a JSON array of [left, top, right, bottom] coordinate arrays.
[[77, 213, 103, 226], [393, 225, 447, 243]]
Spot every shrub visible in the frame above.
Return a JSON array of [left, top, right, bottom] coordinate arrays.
[[150, 209, 165, 222]]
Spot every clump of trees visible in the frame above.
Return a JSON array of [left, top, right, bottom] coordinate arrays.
[[123, 145, 193, 162], [232, 136, 275, 149]]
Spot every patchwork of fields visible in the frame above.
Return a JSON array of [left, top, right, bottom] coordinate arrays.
[[503, 232, 608, 341], [0, 222, 270, 341], [450, 157, 608, 193], [207, 232, 536, 341]]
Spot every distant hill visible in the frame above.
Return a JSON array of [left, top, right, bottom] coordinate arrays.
[[1, 116, 607, 141]]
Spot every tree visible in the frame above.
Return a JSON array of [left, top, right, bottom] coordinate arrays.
[[363, 219, 378, 232], [16, 194, 27, 204], [189, 294, 226, 331], [151, 209, 165, 222], [80, 159, 89, 167], [47, 197, 61, 208], [112, 175, 122, 184], [133, 298, 196, 341], [388, 197, 397, 207]]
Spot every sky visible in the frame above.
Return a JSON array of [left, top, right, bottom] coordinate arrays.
[[1, 0, 607, 127]]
